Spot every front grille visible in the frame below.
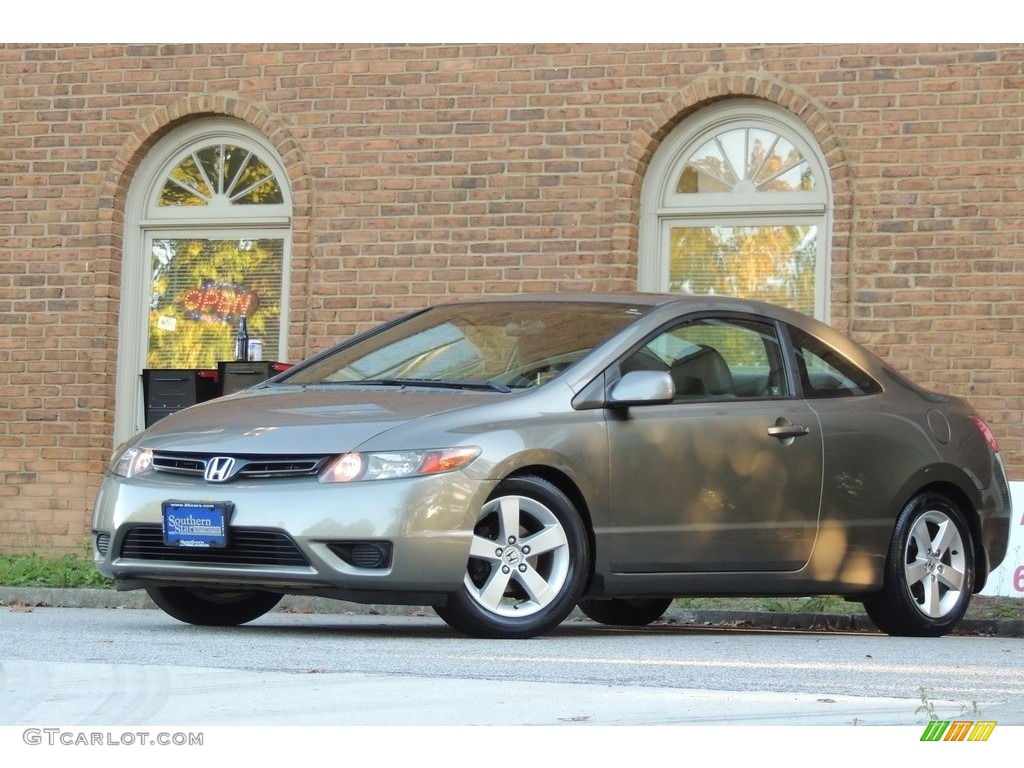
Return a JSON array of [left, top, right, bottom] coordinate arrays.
[[152, 451, 330, 481], [239, 458, 327, 478], [152, 454, 205, 474], [120, 526, 310, 567]]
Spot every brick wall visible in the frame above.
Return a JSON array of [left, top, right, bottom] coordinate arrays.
[[1, 43, 1022, 554]]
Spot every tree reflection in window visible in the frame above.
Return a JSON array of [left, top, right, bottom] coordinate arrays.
[[676, 127, 815, 194], [159, 144, 284, 207], [669, 225, 818, 317]]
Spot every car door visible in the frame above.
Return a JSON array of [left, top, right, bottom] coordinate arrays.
[[605, 314, 824, 573]]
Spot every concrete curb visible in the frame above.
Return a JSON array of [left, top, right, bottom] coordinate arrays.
[[0, 587, 421, 616], [667, 608, 1024, 637], [2, 587, 1021, 637]]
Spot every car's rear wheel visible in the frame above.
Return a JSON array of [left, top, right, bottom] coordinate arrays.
[[578, 597, 674, 627], [863, 492, 974, 637], [145, 586, 282, 626], [434, 475, 590, 639]]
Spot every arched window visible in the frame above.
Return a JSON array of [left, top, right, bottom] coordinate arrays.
[[115, 118, 292, 442], [638, 100, 831, 320]]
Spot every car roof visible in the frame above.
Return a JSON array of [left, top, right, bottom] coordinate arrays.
[[430, 291, 811, 323], [431, 292, 672, 307]]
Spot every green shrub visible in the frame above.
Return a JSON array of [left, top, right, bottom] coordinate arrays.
[[0, 554, 113, 588]]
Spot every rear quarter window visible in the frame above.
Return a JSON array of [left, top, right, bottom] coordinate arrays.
[[790, 327, 882, 398]]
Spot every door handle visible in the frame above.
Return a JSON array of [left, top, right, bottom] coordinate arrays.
[[766, 420, 810, 445]]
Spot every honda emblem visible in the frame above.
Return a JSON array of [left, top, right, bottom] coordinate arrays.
[[204, 456, 236, 483]]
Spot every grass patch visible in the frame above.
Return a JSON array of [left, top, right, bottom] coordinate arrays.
[[0, 554, 112, 589], [674, 596, 861, 615]]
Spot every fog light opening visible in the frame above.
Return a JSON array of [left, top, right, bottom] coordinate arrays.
[[327, 541, 393, 570]]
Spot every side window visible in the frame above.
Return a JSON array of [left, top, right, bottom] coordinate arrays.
[[790, 327, 881, 398], [621, 317, 788, 400]]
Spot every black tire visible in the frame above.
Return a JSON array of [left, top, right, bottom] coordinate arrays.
[[863, 492, 975, 637], [578, 597, 674, 627], [146, 586, 282, 626], [434, 475, 590, 639]]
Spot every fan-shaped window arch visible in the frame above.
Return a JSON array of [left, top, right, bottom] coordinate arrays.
[[114, 118, 293, 443], [155, 141, 286, 210], [676, 124, 818, 194], [639, 100, 831, 320]]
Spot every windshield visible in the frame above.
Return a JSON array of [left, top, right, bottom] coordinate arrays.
[[283, 301, 649, 389]]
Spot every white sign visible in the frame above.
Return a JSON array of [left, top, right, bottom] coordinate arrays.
[[156, 315, 177, 332]]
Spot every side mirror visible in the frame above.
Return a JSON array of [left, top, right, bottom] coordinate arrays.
[[607, 370, 675, 407]]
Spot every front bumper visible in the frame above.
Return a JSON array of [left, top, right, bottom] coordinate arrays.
[[91, 469, 489, 604]]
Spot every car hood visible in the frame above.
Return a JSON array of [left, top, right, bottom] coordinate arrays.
[[137, 386, 499, 455]]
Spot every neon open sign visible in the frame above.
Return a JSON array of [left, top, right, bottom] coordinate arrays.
[[181, 280, 260, 322]]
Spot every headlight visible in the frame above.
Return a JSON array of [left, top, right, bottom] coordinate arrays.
[[319, 447, 480, 484], [110, 445, 154, 479]]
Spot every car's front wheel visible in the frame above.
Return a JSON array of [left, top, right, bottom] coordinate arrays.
[[863, 492, 975, 637], [145, 586, 282, 626], [434, 475, 590, 639], [578, 597, 674, 627]]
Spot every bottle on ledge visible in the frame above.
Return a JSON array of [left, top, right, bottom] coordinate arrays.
[[234, 316, 250, 361]]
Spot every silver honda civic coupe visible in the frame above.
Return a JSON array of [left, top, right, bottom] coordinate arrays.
[[92, 293, 1011, 638]]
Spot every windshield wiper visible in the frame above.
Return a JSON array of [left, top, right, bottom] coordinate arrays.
[[352, 378, 513, 393]]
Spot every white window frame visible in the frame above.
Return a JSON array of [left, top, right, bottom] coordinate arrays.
[[115, 117, 293, 444], [638, 99, 832, 321]]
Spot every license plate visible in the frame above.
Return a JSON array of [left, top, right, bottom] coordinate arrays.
[[162, 501, 232, 548]]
